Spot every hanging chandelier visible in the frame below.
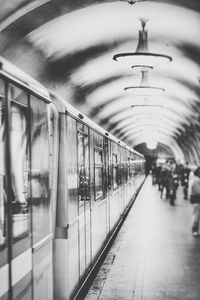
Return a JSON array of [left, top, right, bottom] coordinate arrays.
[[124, 70, 165, 96], [113, 18, 172, 70]]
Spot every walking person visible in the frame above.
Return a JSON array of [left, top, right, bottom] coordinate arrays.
[[188, 167, 200, 236], [160, 166, 168, 198], [182, 163, 190, 199], [168, 170, 178, 206]]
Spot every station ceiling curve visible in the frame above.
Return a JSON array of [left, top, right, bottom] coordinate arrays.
[[0, 0, 200, 163]]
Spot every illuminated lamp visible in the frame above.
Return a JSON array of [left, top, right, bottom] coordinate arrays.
[[125, 70, 165, 96], [146, 141, 158, 149], [113, 18, 172, 70]]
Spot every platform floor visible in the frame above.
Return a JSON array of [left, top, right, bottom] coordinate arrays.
[[85, 176, 200, 300]]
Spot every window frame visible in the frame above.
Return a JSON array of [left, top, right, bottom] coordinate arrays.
[[112, 152, 118, 189], [94, 146, 103, 200]]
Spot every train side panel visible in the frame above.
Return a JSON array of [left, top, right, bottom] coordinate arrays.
[[0, 75, 54, 300], [54, 109, 146, 300], [90, 130, 108, 261], [0, 58, 145, 300]]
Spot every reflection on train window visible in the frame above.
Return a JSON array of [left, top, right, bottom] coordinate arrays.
[[96, 134, 103, 149], [113, 153, 118, 189], [84, 131, 90, 204], [0, 80, 7, 265], [31, 95, 51, 244], [132, 161, 136, 177], [77, 126, 90, 209], [107, 140, 112, 190], [94, 149, 103, 200], [127, 157, 130, 180], [130, 158, 133, 178], [77, 129, 84, 207], [9, 85, 31, 257]]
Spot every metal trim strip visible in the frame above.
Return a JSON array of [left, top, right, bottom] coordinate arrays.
[[32, 233, 53, 252]]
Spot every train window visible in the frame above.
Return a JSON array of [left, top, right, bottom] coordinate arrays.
[[95, 134, 103, 149], [103, 138, 110, 191], [77, 129, 84, 210], [94, 148, 103, 200], [127, 157, 130, 179], [9, 85, 31, 257], [77, 125, 90, 210], [30, 95, 51, 244], [113, 153, 118, 189], [131, 157, 135, 178], [84, 131, 90, 205], [108, 140, 112, 189], [113, 153, 117, 164], [65, 116, 78, 222], [119, 150, 123, 184], [121, 153, 126, 184], [77, 122, 84, 132], [0, 79, 7, 267]]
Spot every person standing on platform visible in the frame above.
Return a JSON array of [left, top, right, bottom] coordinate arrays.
[[160, 165, 170, 199], [168, 170, 179, 206], [182, 163, 190, 199], [155, 164, 162, 190], [188, 167, 200, 236]]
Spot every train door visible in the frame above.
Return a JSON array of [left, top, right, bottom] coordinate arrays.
[[0, 79, 9, 300], [30, 94, 53, 300], [120, 148, 125, 210], [9, 85, 32, 300], [77, 122, 91, 277], [0, 81, 53, 300], [103, 137, 111, 234]]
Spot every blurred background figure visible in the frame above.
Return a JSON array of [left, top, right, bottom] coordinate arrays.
[[182, 163, 191, 200], [188, 167, 200, 236], [155, 164, 162, 191], [167, 161, 179, 206], [160, 164, 170, 199], [168, 170, 179, 206], [151, 163, 157, 185]]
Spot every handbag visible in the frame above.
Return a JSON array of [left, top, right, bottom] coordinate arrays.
[[190, 194, 200, 204]]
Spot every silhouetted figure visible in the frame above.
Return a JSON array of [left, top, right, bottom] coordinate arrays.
[[160, 167, 170, 199], [182, 164, 190, 199], [188, 167, 200, 236], [155, 164, 162, 190]]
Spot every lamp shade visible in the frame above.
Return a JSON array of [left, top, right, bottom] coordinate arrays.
[[124, 70, 165, 96], [113, 18, 172, 70]]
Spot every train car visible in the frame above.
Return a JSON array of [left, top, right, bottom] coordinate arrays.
[[0, 56, 145, 300], [0, 57, 57, 300], [51, 93, 145, 299]]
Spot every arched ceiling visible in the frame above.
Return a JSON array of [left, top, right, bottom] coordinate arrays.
[[0, 0, 200, 163]]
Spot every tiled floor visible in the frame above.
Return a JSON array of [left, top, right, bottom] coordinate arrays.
[[85, 176, 200, 300]]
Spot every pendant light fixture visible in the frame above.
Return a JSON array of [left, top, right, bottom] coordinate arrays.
[[125, 69, 165, 96], [113, 18, 172, 70]]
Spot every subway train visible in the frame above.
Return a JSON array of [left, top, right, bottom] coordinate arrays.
[[0, 56, 145, 300]]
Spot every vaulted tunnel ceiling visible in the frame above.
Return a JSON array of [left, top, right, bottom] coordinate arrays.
[[0, 0, 200, 163]]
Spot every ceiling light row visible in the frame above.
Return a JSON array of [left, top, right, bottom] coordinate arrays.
[[113, 18, 172, 96]]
